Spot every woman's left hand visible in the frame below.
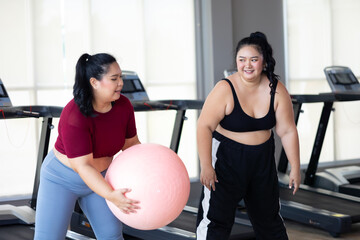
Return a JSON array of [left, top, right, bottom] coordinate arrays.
[[289, 168, 301, 195]]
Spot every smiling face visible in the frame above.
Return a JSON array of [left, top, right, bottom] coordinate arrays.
[[91, 62, 123, 104], [236, 45, 265, 82]]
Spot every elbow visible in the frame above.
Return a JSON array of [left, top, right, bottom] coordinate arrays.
[[197, 118, 216, 133], [67, 154, 93, 174], [197, 124, 214, 138], [276, 125, 298, 140]]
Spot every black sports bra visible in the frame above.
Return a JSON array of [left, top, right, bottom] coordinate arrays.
[[219, 78, 277, 132]]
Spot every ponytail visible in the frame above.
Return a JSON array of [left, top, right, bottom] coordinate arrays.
[[73, 53, 117, 116]]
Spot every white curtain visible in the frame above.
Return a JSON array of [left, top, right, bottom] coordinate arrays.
[[0, 0, 197, 197], [286, 0, 360, 164]]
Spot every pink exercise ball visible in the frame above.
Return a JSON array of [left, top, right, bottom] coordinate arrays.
[[105, 143, 190, 230]]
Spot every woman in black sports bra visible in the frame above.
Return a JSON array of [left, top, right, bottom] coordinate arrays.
[[196, 32, 300, 240]]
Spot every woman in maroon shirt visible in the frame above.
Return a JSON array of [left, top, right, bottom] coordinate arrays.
[[35, 53, 140, 240]]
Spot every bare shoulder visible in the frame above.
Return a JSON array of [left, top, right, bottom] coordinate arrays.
[[276, 80, 289, 93], [275, 80, 291, 100], [274, 80, 293, 112], [208, 79, 232, 98], [202, 79, 233, 117], [214, 79, 231, 90]]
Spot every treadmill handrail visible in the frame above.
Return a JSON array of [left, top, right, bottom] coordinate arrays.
[[291, 92, 360, 103], [131, 99, 203, 111], [279, 92, 360, 178], [0, 105, 63, 119]]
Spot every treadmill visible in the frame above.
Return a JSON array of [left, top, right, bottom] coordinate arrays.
[[324, 66, 360, 93], [308, 66, 360, 197], [0, 79, 65, 239], [70, 71, 255, 239], [277, 76, 360, 237], [0, 79, 12, 107]]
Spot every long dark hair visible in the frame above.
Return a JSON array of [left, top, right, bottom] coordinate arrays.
[[73, 53, 116, 116], [235, 31, 279, 94]]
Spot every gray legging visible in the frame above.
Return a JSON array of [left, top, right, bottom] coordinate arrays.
[[34, 150, 123, 240]]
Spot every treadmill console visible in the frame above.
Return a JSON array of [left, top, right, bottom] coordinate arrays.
[[223, 69, 237, 78], [0, 79, 12, 107], [121, 71, 149, 101], [324, 66, 360, 92]]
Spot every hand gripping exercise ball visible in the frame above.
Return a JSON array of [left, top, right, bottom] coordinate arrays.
[[105, 143, 190, 230]]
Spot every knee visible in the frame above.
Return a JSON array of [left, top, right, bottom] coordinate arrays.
[[91, 220, 124, 240], [94, 230, 124, 240]]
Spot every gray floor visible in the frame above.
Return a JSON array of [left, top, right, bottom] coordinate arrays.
[[1, 221, 360, 239], [286, 220, 360, 240], [2, 185, 360, 240]]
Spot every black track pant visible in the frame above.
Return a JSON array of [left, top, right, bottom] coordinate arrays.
[[196, 131, 288, 240]]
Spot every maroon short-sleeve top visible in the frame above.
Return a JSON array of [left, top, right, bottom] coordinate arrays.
[[55, 95, 137, 158]]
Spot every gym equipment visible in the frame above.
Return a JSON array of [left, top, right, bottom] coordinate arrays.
[[105, 143, 190, 230], [121, 71, 149, 101], [277, 90, 360, 237], [0, 79, 12, 107], [324, 66, 360, 93], [70, 71, 255, 239], [314, 165, 360, 196], [304, 66, 360, 197], [0, 80, 64, 237], [0, 82, 62, 227], [224, 69, 237, 77]]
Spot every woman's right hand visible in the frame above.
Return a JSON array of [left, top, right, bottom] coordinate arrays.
[[200, 165, 218, 191], [107, 188, 141, 214]]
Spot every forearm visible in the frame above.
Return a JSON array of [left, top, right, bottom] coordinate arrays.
[[197, 124, 218, 190], [122, 135, 141, 151], [280, 129, 300, 171], [197, 126, 213, 168], [76, 164, 113, 200]]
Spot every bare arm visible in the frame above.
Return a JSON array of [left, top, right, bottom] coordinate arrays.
[[68, 152, 140, 214], [274, 82, 301, 195], [122, 134, 141, 151], [197, 81, 231, 191]]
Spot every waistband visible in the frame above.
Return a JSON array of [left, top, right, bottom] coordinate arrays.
[[212, 131, 274, 151], [41, 150, 107, 193]]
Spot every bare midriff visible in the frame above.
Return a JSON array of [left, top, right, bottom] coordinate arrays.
[[216, 125, 272, 146], [53, 148, 113, 172]]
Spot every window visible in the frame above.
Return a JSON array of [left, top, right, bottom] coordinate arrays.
[[0, 0, 197, 197], [285, 0, 360, 165]]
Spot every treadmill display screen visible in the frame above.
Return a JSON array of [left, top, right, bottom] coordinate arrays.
[[122, 80, 136, 93], [0, 81, 12, 107], [133, 79, 143, 91], [333, 73, 358, 85], [0, 84, 7, 97], [122, 79, 145, 93]]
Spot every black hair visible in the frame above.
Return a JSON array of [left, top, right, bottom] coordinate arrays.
[[235, 31, 279, 94], [73, 53, 117, 116]]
